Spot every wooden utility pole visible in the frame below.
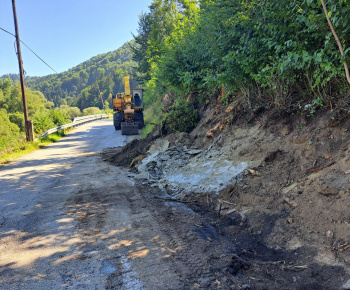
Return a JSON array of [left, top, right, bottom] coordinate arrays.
[[12, 0, 34, 141]]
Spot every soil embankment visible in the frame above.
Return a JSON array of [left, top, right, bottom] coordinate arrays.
[[105, 100, 350, 288]]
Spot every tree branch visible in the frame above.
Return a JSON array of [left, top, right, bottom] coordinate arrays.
[[321, 0, 350, 85]]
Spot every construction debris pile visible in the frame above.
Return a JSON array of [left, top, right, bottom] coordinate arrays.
[[130, 139, 248, 199]]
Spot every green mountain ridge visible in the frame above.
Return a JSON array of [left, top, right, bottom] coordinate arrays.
[[2, 40, 138, 110]]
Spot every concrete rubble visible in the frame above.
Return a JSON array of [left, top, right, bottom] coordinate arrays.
[[131, 139, 247, 198]]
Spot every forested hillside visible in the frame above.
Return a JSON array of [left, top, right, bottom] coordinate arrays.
[[132, 0, 350, 127], [3, 41, 138, 110]]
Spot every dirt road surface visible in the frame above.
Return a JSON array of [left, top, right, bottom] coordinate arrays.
[[0, 119, 227, 289]]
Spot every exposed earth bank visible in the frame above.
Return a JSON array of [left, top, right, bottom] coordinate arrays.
[[105, 99, 350, 289]]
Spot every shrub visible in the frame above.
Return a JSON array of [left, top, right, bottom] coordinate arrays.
[[0, 109, 20, 149], [82, 107, 101, 116], [162, 98, 198, 134]]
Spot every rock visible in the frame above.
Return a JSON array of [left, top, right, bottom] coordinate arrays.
[[241, 284, 251, 290], [286, 237, 303, 250], [160, 154, 170, 161], [147, 139, 170, 155], [176, 144, 184, 152], [326, 230, 334, 239], [167, 146, 178, 151], [343, 280, 350, 289], [185, 149, 203, 155]]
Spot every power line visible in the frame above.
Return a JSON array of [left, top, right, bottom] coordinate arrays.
[[0, 27, 15, 37], [0, 26, 58, 74]]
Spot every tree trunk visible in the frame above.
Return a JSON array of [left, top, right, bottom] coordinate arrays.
[[321, 0, 350, 85]]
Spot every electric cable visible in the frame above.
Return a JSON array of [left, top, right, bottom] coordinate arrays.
[[1, 27, 58, 74]]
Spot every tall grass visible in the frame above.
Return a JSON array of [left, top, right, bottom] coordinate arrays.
[[0, 130, 66, 166], [140, 99, 163, 138]]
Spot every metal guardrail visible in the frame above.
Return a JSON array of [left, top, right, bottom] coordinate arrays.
[[36, 114, 109, 140]]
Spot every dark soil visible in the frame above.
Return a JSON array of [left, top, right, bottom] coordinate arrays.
[[132, 180, 348, 289]]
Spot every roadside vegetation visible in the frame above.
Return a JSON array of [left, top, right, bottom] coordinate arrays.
[[0, 131, 66, 165], [0, 77, 107, 162], [133, 0, 350, 133]]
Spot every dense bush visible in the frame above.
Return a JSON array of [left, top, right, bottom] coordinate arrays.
[[162, 98, 199, 134], [82, 107, 102, 116], [0, 108, 20, 149], [133, 0, 350, 119]]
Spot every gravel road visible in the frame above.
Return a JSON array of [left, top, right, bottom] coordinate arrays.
[[0, 119, 229, 289]]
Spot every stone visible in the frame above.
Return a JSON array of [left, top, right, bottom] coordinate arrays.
[[343, 280, 350, 289], [160, 154, 170, 161], [147, 139, 170, 155], [176, 144, 184, 152], [185, 149, 203, 155], [326, 230, 334, 239]]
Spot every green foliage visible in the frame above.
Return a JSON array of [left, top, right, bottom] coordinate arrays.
[[48, 110, 68, 126], [2, 41, 138, 110], [9, 112, 25, 131], [33, 109, 69, 134], [0, 108, 20, 149], [163, 98, 198, 134], [33, 111, 55, 134], [0, 132, 66, 165], [57, 105, 81, 120], [82, 107, 102, 116], [132, 0, 350, 120], [141, 98, 163, 138]]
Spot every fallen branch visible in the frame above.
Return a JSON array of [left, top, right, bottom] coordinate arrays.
[[283, 197, 298, 208], [329, 113, 350, 127], [305, 161, 335, 175]]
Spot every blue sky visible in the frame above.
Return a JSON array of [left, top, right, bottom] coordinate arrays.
[[0, 0, 153, 77]]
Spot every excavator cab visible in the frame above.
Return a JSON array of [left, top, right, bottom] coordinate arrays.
[[132, 89, 143, 108]]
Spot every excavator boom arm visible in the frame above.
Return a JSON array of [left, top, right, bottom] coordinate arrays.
[[124, 76, 130, 96]]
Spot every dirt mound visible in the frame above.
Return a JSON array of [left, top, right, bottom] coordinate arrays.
[[102, 131, 161, 167]]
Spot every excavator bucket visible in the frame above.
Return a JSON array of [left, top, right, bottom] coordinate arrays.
[[121, 122, 139, 135]]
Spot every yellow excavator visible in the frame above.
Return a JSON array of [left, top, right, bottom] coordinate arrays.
[[112, 76, 144, 135]]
